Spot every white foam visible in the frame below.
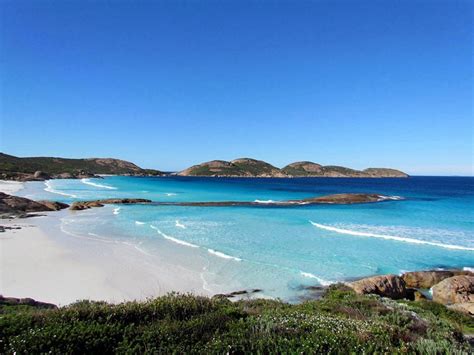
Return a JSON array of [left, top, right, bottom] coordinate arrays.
[[150, 226, 199, 248], [254, 199, 275, 204], [81, 178, 117, 190], [300, 271, 333, 286], [463, 267, 474, 272], [175, 220, 186, 229], [44, 181, 77, 198], [207, 249, 242, 261], [165, 193, 177, 196], [310, 221, 474, 251], [135, 221, 146, 225], [377, 195, 404, 201], [113, 207, 121, 215]]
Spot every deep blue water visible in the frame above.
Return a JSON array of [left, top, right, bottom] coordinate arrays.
[[19, 176, 474, 300]]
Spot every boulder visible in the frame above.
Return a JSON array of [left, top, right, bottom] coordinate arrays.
[[33, 171, 51, 180], [37, 201, 69, 211], [348, 275, 407, 299], [0, 193, 70, 217], [406, 288, 427, 301], [69, 201, 104, 210], [432, 275, 474, 305], [0, 192, 55, 214], [53, 172, 75, 179], [447, 302, 474, 315], [402, 270, 473, 289], [69, 198, 151, 211]]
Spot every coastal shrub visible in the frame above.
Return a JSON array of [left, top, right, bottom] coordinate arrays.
[[1, 289, 471, 354]]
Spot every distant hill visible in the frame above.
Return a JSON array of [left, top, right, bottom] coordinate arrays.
[[179, 159, 408, 178], [178, 158, 286, 177], [0, 153, 163, 181], [282, 161, 408, 178]]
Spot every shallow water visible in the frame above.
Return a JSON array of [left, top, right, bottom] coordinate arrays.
[[18, 176, 474, 301]]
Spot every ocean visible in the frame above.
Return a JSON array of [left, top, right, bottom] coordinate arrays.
[[18, 176, 474, 301]]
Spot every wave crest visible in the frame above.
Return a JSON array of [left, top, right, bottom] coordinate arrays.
[[300, 271, 333, 286], [150, 226, 199, 248], [254, 199, 276, 204], [81, 178, 117, 190], [310, 221, 474, 251], [207, 249, 242, 261], [175, 220, 186, 229], [44, 181, 77, 198]]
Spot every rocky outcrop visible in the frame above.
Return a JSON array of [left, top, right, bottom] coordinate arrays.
[[33, 171, 51, 180], [37, 200, 70, 211], [402, 270, 473, 289], [432, 276, 474, 305], [0, 295, 56, 309], [70, 198, 152, 211], [447, 302, 474, 315], [213, 289, 262, 299], [0, 192, 69, 216], [155, 193, 395, 207], [348, 275, 407, 299]]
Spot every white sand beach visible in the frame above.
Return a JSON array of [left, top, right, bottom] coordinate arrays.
[[0, 181, 210, 306], [0, 180, 24, 194], [0, 214, 210, 306]]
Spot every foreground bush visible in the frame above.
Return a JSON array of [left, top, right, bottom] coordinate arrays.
[[1, 288, 472, 354]]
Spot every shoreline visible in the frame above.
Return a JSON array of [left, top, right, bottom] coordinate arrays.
[[1, 179, 472, 306], [0, 212, 211, 306], [0, 180, 24, 194]]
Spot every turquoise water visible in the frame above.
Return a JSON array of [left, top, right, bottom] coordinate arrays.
[[19, 176, 474, 301]]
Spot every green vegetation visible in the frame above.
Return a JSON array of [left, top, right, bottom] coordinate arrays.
[[182, 158, 282, 177], [1, 287, 471, 354], [0, 153, 162, 176], [187, 163, 245, 176], [281, 162, 408, 177], [321, 165, 368, 177], [231, 158, 281, 176]]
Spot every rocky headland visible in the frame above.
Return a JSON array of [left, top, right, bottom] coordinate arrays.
[[347, 269, 474, 315], [0, 153, 163, 181]]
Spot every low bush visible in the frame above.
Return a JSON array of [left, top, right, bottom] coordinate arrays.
[[1, 290, 471, 354]]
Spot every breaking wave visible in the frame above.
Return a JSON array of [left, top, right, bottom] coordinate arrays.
[[310, 221, 474, 251], [150, 226, 199, 248], [207, 249, 242, 261], [254, 199, 276, 204], [81, 178, 117, 190], [175, 220, 186, 229], [135, 221, 146, 225], [377, 195, 404, 201], [44, 181, 77, 198], [300, 271, 333, 286]]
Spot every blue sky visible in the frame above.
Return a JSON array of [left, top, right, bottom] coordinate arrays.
[[1, 0, 472, 175]]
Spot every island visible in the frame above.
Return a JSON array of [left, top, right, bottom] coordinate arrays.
[[178, 158, 408, 178]]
